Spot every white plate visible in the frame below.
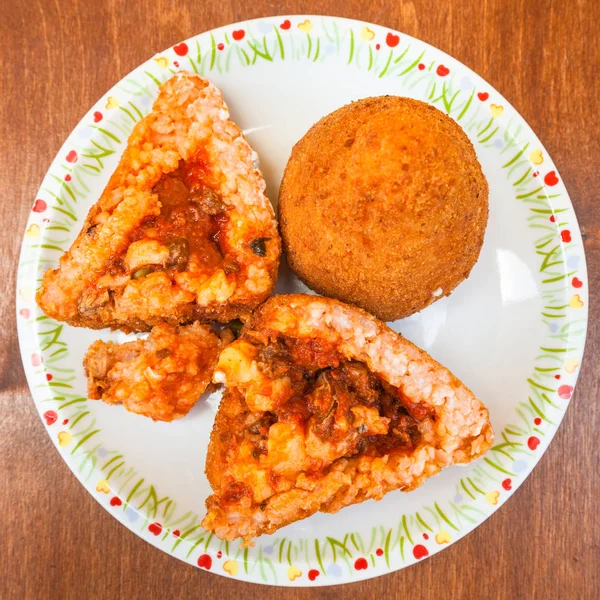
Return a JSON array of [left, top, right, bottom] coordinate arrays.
[[17, 15, 588, 586]]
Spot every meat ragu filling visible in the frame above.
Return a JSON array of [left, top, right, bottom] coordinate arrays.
[[223, 334, 431, 481], [100, 150, 233, 282]]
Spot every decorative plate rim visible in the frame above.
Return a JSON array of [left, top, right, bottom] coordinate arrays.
[[16, 14, 588, 587]]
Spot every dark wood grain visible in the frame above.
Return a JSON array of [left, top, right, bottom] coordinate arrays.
[[1, 1, 599, 598]]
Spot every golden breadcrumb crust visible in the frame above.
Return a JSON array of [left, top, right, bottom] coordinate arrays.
[[279, 97, 488, 321]]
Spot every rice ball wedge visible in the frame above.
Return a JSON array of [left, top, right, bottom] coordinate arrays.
[[84, 321, 222, 422], [202, 294, 493, 545], [37, 72, 281, 331]]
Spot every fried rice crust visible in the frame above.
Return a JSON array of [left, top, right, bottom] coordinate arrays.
[[202, 294, 493, 545], [37, 72, 280, 331]]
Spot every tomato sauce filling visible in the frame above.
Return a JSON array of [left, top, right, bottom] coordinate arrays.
[[244, 333, 431, 462], [103, 149, 233, 280], [141, 151, 227, 274]]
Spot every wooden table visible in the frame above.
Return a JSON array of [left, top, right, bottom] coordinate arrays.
[[2, 1, 598, 598]]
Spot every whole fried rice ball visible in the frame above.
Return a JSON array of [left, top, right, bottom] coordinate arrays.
[[279, 96, 489, 321]]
